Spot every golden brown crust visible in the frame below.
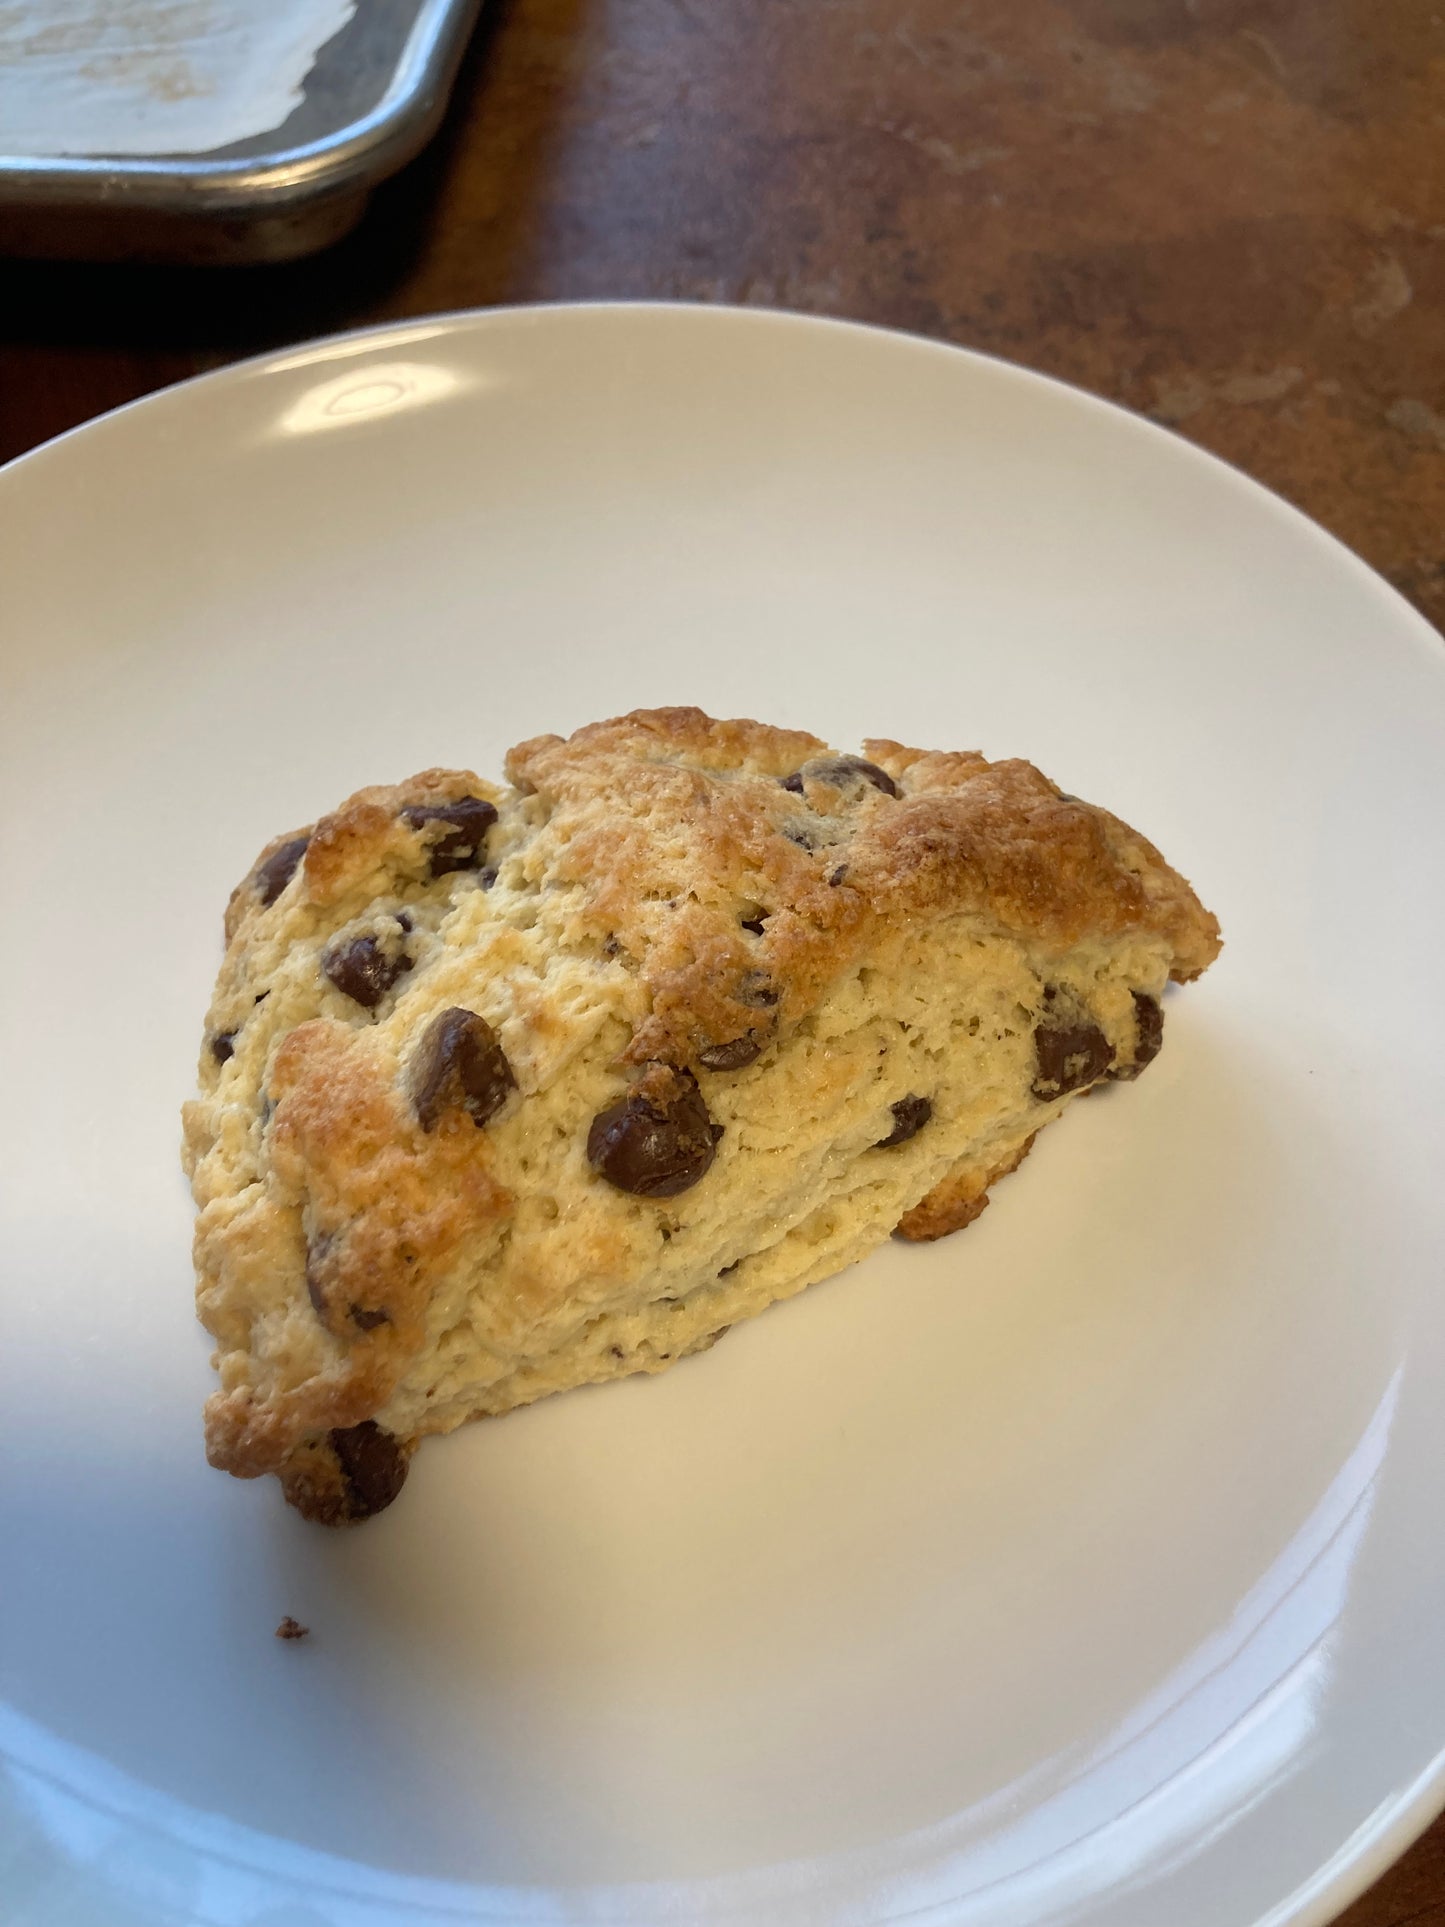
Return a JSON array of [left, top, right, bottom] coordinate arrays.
[[895, 1134, 1037, 1242], [507, 709, 1219, 1067], [302, 769, 497, 907], [202, 1020, 511, 1485], [268, 1020, 512, 1335], [223, 768, 502, 944], [188, 706, 1221, 1519], [505, 706, 828, 788]]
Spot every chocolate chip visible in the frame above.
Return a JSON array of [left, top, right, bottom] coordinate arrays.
[[304, 1237, 332, 1319], [828, 864, 849, 886], [410, 1006, 516, 1130], [1032, 1022, 1115, 1099], [587, 1064, 721, 1198], [322, 934, 413, 1009], [329, 1421, 407, 1522], [740, 915, 767, 936], [401, 797, 497, 877], [876, 1094, 932, 1147], [253, 835, 309, 907], [779, 756, 899, 799], [821, 755, 899, 796], [308, 1242, 390, 1340], [210, 1032, 236, 1064], [395, 911, 413, 934], [697, 1032, 763, 1071], [1133, 991, 1164, 1066], [1111, 991, 1164, 1080], [737, 969, 779, 1008]]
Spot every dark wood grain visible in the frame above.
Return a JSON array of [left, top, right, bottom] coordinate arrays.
[[2, 3, 1442, 1918], [1338, 1819, 1445, 1927]]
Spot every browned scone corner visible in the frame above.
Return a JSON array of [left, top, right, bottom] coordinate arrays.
[[182, 706, 1221, 1523]]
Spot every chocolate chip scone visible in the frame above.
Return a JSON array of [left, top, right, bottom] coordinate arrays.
[[183, 707, 1221, 1524]]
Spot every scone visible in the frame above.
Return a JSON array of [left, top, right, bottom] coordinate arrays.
[[183, 707, 1221, 1524]]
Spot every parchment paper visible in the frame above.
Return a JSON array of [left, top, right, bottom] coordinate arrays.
[[0, 0, 357, 157]]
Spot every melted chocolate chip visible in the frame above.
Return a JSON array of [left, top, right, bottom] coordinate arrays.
[[1133, 991, 1164, 1066], [1111, 991, 1164, 1081], [587, 1065, 721, 1198], [395, 911, 413, 934], [323, 934, 412, 1009], [210, 1032, 236, 1064], [697, 1032, 763, 1071], [876, 1094, 932, 1148], [737, 969, 779, 1008], [305, 1237, 333, 1319], [253, 835, 309, 907], [828, 864, 849, 886], [329, 1421, 408, 1522], [820, 755, 899, 796], [307, 1249, 389, 1339], [779, 756, 899, 798], [410, 1006, 516, 1130], [1032, 1022, 1115, 1099], [401, 797, 498, 877]]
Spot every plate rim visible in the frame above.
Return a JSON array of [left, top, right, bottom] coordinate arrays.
[[4, 297, 1445, 1927], [4, 298, 1441, 674]]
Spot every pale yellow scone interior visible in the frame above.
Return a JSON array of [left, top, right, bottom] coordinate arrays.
[[182, 707, 1221, 1523]]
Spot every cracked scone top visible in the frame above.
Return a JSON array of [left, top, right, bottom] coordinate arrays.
[[182, 707, 1221, 1524]]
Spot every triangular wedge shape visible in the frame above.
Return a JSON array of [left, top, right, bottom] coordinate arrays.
[[184, 707, 1221, 1523]]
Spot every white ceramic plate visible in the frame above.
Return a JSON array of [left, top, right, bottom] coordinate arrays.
[[3, 305, 1444, 1927]]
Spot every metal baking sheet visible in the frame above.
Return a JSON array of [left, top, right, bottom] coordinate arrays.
[[0, 0, 484, 263]]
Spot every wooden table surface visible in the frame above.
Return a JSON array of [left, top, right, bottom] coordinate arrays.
[[3, 2, 1442, 1919]]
